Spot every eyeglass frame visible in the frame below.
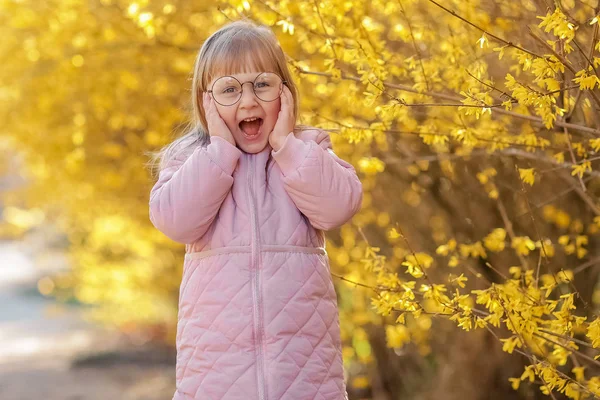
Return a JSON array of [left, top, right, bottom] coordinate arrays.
[[206, 72, 288, 106]]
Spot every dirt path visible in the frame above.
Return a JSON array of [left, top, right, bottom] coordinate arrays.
[[1, 358, 174, 400], [0, 239, 176, 400]]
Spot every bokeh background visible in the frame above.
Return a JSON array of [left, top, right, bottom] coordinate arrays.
[[3, 0, 600, 399]]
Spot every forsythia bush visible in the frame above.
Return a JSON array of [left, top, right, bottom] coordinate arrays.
[[3, 0, 600, 397]]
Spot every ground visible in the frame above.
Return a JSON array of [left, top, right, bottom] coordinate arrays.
[[0, 238, 176, 400]]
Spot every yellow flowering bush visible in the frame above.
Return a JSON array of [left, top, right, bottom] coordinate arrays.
[[3, 0, 600, 397]]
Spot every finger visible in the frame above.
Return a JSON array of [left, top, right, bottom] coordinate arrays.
[[279, 89, 288, 110], [283, 86, 292, 108], [203, 93, 210, 113], [281, 85, 289, 102], [204, 95, 214, 129], [207, 95, 216, 116], [209, 96, 219, 114], [281, 87, 291, 112]]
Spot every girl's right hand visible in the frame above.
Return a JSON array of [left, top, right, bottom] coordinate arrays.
[[203, 92, 236, 147]]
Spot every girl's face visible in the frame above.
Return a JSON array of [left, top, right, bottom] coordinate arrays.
[[208, 70, 283, 154]]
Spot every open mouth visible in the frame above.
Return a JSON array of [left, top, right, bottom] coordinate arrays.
[[239, 118, 264, 138]]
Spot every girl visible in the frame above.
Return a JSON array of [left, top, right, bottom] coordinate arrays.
[[149, 19, 362, 400]]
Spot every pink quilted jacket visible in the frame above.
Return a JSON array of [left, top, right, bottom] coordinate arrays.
[[149, 128, 363, 400]]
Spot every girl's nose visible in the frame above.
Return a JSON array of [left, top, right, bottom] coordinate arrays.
[[239, 83, 259, 108]]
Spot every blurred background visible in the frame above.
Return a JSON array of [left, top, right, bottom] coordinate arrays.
[[0, 229, 175, 399], [0, 156, 175, 398], [3, 0, 600, 399]]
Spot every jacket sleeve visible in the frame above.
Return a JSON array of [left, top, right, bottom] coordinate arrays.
[[149, 136, 242, 244], [271, 129, 363, 231]]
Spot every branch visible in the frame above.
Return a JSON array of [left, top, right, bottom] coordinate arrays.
[[528, 27, 600, 110], [397, 0, 431, 92], [533, 332, 600, 368], [315, 112, 569, 152], [425, 0, 543, 58], [557, 170, 600, 215], [514, 164, 551, 290], [496, 197, 531, 271], [296, 69, 600, 138]]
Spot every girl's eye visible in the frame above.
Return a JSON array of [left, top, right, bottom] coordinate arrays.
[[255, 82, 269, 88], [223, 87, 239, 93]]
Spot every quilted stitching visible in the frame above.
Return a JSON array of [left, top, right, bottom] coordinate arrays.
[[177, 253, 254, 398], [261, 251, 343, 399], [172, 131, 349, 400]]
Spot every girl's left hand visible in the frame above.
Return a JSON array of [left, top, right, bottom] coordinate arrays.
[[268, 84, 295, 151]]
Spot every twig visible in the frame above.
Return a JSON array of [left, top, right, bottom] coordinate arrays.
[[513, 164, 550, 289], [533, 332, 600, 368], [398, 0, 431, 92], [538, 328, 596, 349], [572, 255, 600, 275], [496, 197, 530, 271], [563, 126, 587, 191]]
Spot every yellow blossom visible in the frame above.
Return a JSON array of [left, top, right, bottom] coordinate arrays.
[[518, 167, 536, 185]]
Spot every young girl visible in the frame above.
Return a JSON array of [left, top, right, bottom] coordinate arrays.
[[149, 19, 362, 400]]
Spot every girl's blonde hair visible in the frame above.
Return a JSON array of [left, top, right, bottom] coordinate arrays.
[[146, 19, 310, 178]]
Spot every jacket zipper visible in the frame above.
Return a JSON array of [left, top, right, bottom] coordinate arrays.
[[248, 156, 267, 400]]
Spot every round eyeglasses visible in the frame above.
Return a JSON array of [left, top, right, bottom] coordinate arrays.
[[207, 72, 287, 106]]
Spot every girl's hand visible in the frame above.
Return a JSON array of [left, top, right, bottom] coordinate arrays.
[[268, 85, 295, 151], [203, 92, 236, 147]]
